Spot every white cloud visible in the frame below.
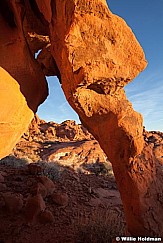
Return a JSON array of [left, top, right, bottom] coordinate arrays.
[[125, 70, 163, 131]]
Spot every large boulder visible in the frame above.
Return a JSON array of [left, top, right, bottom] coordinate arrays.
[[0, 0, 162, 237], [48, 0, 163, 236], [49, 0, 147, 160], [0, 0, 48, 158]]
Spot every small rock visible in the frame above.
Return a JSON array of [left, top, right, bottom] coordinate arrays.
[[24, 194, 46, 223], [2, 192, 23, 213], [37, 176, 56, 196], [51, 192, 68, 206], [93, 188, 112, 198], [30, 182, 47, 198], [88, 198, 102, 207], [39, 210, 54, 224]]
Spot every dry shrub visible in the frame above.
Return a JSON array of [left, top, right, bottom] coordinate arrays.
[[37, 161, 63, 181], [0, 156, 63, 182], [76, 208, 125, 243], [0, 155, 28, 167]]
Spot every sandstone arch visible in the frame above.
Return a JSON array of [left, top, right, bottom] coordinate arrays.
[[0, 0, 162, 237]]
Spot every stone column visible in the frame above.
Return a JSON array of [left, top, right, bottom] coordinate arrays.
[[49, 0, 163, 236]]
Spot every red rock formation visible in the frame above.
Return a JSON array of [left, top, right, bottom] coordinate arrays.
[[44, 0, 163, 236], [0, 0, 48, 159], [0, 0, 162, 237], [20, 115, 94, 142]]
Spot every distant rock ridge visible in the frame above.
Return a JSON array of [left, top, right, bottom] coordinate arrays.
[[12, 115, 111, 174], [18, 115, 163, 146], [143, 129, 163, 164], [0, 0, 162, 236], [12, 116, 163, 176], [22, 114, 94, 142]]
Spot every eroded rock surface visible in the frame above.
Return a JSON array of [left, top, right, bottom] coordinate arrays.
[[12, 117, 163, 236], [48, 0, 162, 236], [0, 1, 48, 159], [12, 115, 111, 174], [0, 0, 162, 237], [0, 158, 124, 242]]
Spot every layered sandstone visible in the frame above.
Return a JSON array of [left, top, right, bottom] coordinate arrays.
[[0, 0, 162, 237]]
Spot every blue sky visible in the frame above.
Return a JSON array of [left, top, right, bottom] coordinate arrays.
[[37, 0, 163, 131]]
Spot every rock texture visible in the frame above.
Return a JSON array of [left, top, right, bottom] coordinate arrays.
[[0, 0, 48, 159], [48, 0, 163, 237], [12, 115, 111, 174], [50, 0, 146, 159], [0, 0, 162, 237], [0, 157, 124, 242], [12, 117, 163, 237], [24, 114, 93, 142]]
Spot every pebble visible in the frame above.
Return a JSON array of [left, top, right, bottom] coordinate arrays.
[[39, 210, 54, 224]]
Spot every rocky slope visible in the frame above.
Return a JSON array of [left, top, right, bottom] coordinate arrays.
[[143, 129, 163, 165], [0, 116, 162, 242], [12, 116, 163, 173], [0, 0, 162, 236], [0, 117, 124, 243], [12, 115, 112, 175], [0, 157, 124, 243]]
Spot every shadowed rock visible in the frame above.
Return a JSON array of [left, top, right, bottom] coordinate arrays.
[[0, 0, 48, 159], [0, 0, 162, 237]]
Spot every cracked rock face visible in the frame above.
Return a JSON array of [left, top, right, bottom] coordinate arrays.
[[50, 0, 147, 161], [0, 0, 163, 237], [49, 1, 163, 237]]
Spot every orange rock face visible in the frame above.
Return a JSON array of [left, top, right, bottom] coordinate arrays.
[[50, 0, 147, 160], [38, 0, 163, 236], [0, 0, 162, 237], [0, 0, 48, 159], [0, 68, 34, 159]]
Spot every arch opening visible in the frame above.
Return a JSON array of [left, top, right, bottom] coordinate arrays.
[[37, 76, 80, 124]]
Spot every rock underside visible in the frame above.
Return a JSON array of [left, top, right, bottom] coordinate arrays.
[[0, 0, 163, 238]]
